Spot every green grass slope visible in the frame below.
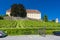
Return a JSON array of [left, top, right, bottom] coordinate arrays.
[[0, 20, 60, 35]]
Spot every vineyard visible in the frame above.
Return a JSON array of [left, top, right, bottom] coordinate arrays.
[[0, 20, 60, 28], [0, 20, 60, 35], [0, 20, 17, 28]]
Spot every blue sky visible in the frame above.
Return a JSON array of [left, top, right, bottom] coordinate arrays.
[[0, 0, 60, 21]]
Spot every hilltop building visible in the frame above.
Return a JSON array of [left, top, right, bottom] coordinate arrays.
[[6, 9, 41, 19]]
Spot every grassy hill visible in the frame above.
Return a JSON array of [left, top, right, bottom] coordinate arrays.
[[0, 20, 60, 28], [0, 20, 60, 35]]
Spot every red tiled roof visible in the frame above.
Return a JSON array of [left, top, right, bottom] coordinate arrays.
[[26, 9, 40, 13], [7, 9, 40, 14]]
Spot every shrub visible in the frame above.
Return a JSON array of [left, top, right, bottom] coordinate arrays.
[[0, 16, 4, 20], [0, 28, 40, 35]]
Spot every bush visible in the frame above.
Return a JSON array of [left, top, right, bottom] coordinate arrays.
[[0, 16, 4, 20], [0, 28, 60, 35], [0, 28, 40, 35], [5, 14, 9, 16]]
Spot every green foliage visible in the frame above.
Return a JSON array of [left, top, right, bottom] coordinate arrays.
[[5, 14, 9, 16], [0, 20, 16, 28], [0, 20, 60, 28], [51, 20, 55, 22], [0, 16, 4, 20], [0, 28, 60, 35], [16, 20, 44, 28], [43, 15, 48, 22], [0, 20, 60, 35], [0, 28, 39, 35], [10, 4, 27, 18]]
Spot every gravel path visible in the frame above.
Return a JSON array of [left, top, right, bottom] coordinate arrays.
[[0, 35, 60, 40]]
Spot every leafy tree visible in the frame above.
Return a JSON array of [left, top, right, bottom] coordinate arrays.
[[10, 4, 27, 18], [43, 15, 48, 22], [0, 16, 4, 20], [52, 20, 55, 22]]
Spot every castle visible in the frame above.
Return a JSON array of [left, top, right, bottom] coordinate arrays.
[[6, 9, 41, 20]]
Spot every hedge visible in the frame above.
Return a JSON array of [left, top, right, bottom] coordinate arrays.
[[0, 28, 39, 35], [0, 28, 60, 35]]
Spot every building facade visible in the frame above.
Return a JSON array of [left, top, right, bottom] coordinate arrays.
[[6, 9, 41, 19]]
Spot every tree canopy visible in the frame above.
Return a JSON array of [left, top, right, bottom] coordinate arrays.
[[10, 4, 27, 18], [43, 14, 48, 22]]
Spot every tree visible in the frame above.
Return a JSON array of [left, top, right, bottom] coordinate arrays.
[[0, 16, 4, 20], [43, 15, 48, 22], [52, 20, 55, 22], [10, 4, 18, 17], [10, 4, 27, 18]]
